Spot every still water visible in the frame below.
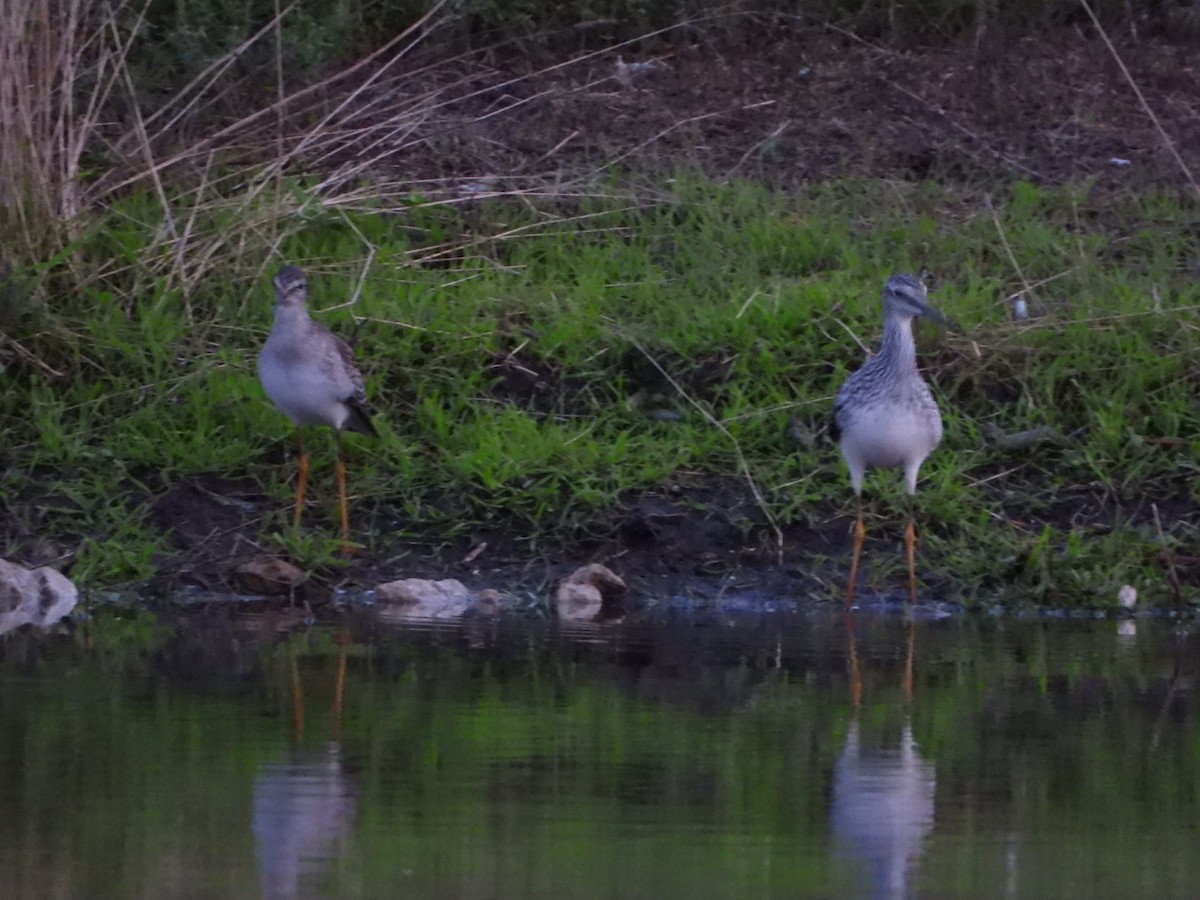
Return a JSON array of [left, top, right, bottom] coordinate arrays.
[[1, 605, 1197, 899]]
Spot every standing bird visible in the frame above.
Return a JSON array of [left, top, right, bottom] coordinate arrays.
[[258, 265, 376, 546], [832, 273, 946, 606]]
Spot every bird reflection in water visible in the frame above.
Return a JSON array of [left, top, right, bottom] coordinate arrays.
[[253, 635, 357, 900], [832, 616, 936, 900]]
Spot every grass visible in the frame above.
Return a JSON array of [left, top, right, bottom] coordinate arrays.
[[1, 174, 1197, 607]]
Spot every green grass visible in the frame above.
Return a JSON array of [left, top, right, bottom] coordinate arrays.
[[2, 175, 1197, 606]]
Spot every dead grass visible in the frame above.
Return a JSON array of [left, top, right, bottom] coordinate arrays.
[[5, 1, 1199, 317]]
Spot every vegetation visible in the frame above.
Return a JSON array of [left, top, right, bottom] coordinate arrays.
[[0, 0, 1196, 606], [3, 175, 1196, 605]]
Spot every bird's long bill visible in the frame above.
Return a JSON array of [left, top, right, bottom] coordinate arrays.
[[913, 294, 951, 329]]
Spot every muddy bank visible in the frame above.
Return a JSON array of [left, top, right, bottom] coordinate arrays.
[[116, 467, 1186, 609], [133, 471, 836, 603]]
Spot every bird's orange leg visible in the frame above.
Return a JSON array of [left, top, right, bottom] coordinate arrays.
[[290, 649, 305, 743], [904, 517, 918, 604], [292, 430, 309, 528], [845, 611, 863, 708], [335, 432, 353, 554], [902, 618, 916, 703], [845, 500, 866, 608], [331, 633, 349, 741]]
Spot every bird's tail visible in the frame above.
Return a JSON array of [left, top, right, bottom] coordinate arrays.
[[342, 401, 377, 437]]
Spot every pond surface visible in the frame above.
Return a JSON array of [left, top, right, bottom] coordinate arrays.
[[1, 606, 1197, 899]]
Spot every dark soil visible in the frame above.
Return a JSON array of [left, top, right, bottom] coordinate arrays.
[[131, 468, 842, 603], [358, 24, 1200, 193]]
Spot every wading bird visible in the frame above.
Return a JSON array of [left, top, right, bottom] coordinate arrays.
[[258, 265, 376, 546], [832, 273, 946, 606]]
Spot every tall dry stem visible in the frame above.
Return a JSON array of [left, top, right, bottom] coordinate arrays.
[[0, 0, 134, 269]]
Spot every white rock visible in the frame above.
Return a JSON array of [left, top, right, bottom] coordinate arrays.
[[1117, 584, 1138, 609], [0, 558, 78, 635], [555, 564, 627, 622], [376, 578, 474, 619]]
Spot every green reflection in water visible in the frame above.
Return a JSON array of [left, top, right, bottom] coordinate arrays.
[[0, 609, 1197, 899]]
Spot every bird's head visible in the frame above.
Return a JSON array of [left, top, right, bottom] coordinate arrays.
[[271, 265, 308, 310], [882, 273, 948, 327]]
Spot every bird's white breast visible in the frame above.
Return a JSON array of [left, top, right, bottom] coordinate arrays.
[[839, 400, 942, 471], [259, 343, 350, 429]]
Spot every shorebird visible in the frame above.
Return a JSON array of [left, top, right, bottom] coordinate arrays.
[[258, 265, 376, 546], [832, 273, 946, 606]]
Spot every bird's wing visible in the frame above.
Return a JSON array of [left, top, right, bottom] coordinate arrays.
[[331, 333, 368, 408], [830, 376, 858, 444], [829, 398, 844, 443], [331, 333, 377, 435]]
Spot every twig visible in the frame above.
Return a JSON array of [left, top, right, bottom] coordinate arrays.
[[883, 79, 1045, 182], [462, 542, 488, 565], [0, 337, 65, 378], [1077, 0, 1200, 201], [724, 120, 791, 180], [100, 1, 452, 196], [530, 129, 581, 168], [985, 195, 1034, 301], [721, 397, 830, 424], [593, 101, 777, 176], [324, 211, 378, 316], [735, 290, 764, 320], [1003, 269, 1073, 303], [1150, 502, 1183, 604], [834, 318, 870, 356], [620, 327, 785, 566]]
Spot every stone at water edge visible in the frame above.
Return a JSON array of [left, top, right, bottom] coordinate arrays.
[[233, 557, 308, 595], [555, 563, 627, 623], [375, 578, 476, 620], [0, 558, 78, 635]]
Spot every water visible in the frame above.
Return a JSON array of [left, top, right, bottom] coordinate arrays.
[[1, 606, 1197, 899]]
